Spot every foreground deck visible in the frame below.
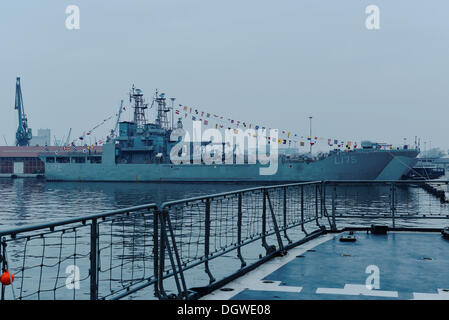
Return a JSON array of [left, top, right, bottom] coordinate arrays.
[[204, 231, 449, 300]]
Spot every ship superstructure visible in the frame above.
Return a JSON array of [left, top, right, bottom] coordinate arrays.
[[112, 87, 180, 165]]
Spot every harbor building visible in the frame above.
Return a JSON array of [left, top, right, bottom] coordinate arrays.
[[30, 129, 51, 147]]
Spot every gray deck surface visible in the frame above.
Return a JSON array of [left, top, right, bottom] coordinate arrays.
[[230, 232, 449, 300]]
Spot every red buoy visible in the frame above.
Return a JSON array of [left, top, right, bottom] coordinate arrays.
[[0, 270, 14, 285]]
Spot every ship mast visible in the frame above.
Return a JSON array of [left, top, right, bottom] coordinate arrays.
[[154, 90, 171, 130], [129, 85, 148, 129]]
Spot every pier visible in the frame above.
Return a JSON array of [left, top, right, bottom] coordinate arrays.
[[1, 180, 448, 300]]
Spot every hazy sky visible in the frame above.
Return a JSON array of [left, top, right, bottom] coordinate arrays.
[[1, 1, 448, 150]]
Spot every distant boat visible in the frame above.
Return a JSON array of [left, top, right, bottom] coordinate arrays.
[[404, 158, 446, 180]]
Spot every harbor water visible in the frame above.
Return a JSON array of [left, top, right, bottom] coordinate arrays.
[[0, 179, 263, 229], [1, 177, 447, 230]]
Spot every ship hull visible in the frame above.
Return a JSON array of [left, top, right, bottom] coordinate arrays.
[[42, 150, 419, 182], [376, 154, 419, 180]]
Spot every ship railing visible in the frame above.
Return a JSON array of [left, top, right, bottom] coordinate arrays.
[[0, 204, 159, 301], [322, 180, 449, 230], [1, 180, 449, 300], [155, 180, 449, 299], [156, 181, 325, 299]]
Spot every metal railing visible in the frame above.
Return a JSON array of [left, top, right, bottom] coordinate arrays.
[[0, 180, 448, 300], [323, 180, 449, 230], [0, 204, 159, 300], [156, 181, 325, 299]]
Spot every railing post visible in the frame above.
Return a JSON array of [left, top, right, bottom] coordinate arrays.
[[318, 182, 325, 226], [166, 211, 188, 298], [158, 211, 168, 299], [391, 183, 396, 228], [266, 191, 286, 255], [283, 187, 292, 243], [1, 238, 6, 300], [159, 210, 188, 299], [204, 199, 215, 283], [331, 185, 337, 231], [261, 189, 270, 253], [90, 218, 99, 300], [300, 185, 308, 235], [315, 184, 319, 226], [237, 193, 246, 267], [153, 208, 160, 298]]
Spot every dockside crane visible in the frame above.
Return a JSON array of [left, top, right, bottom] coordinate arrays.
[[111, 100, 124, 137], [14, 77, 32, 146], [65, 128, 72, 145]]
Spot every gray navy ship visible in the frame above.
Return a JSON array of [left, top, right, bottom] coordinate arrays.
[[40, 86, 419, 182]]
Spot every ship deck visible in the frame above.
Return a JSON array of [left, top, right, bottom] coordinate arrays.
[[203, 231, 449, 300]]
